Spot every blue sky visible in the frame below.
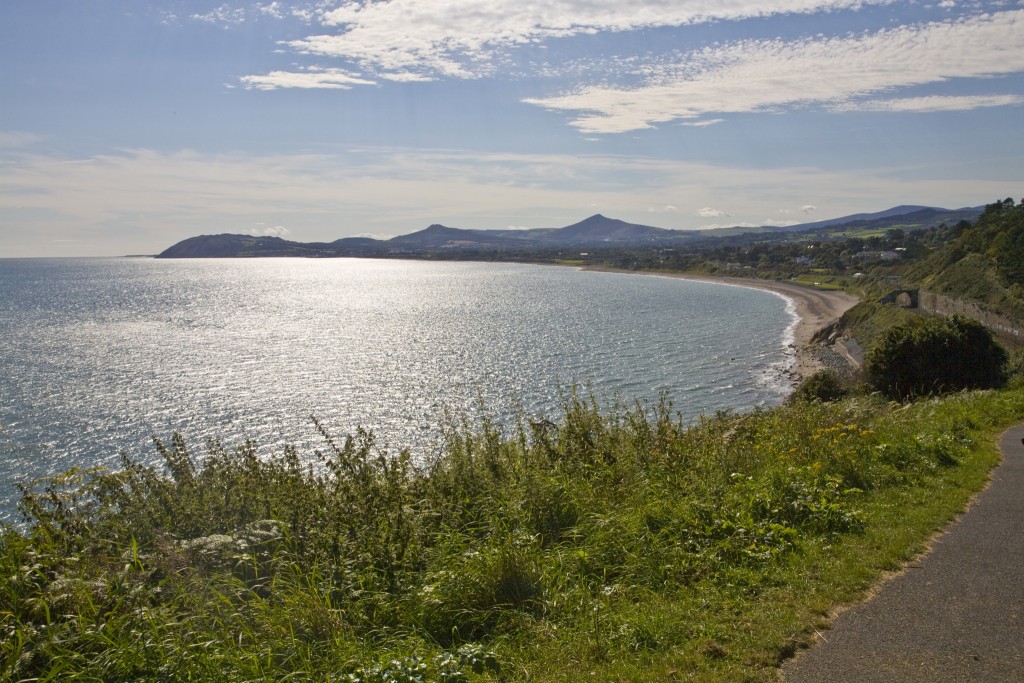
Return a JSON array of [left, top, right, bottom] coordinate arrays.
[[2, 0, 1023, 256]]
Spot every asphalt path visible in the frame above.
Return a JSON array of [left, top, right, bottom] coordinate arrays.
[[782, 422, 1024, 683]]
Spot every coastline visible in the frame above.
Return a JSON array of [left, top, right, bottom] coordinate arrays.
[[582, 268, 860, 385]]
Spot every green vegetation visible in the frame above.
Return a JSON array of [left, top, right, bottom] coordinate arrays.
[[824, 228, 891, 239], [906, 199, 1024, 322], [866, 314, 1008, 401], [817, 299, 917, 353], [788, 369, 850, 403], [787, 275, 845, 291], [4, 388, 1024, 682]]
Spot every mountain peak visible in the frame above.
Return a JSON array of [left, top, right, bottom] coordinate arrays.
[[545, 214, 672, 243]]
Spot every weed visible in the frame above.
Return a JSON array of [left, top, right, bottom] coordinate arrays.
[[2, 388, 1022, 681]]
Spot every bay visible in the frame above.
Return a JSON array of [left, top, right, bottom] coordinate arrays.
[[0, 257, 796, 519]]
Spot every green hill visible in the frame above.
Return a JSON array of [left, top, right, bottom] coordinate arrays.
[[904, 198, 1024, 321]]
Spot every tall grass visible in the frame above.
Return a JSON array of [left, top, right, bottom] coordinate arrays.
[[3, 388, 1023, 681]]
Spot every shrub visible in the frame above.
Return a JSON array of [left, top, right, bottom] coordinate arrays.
[[865, 314, 1008, 400], [1007, 349, 1024, 390], [790, 369, 847, 403]]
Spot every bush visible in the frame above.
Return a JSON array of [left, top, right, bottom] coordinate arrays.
[[865, 314, 1008, 400], [1006, 349, 1024, 389], [790, 369, 847, 403]]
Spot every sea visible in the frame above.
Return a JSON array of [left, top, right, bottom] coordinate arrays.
[[0, 257, 797, 520]]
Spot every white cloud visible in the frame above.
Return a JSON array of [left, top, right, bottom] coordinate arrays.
[[352, 231, 399, 240], [249, 224, 290, 236], [648, 205, 679, 213], [801, 205, 817, 213], [524, 10, 1024, 132], [698, 207, 728, 217], [835, 94, 1024, 112], [191, 5, 247, 26], [286, 0, 891, 78], [2, 147, 1020, 256], [0, 131, 45, 148], [680, 119, 724, 127], [378, 72, 435, 83], [257, 2, 285, 19], [240, 67, 376, 90]]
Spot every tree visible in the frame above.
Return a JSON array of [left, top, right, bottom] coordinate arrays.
[[865, 314, 1008, 401]]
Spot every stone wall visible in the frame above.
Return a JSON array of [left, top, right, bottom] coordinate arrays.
[[918, 290, 1023, 349]]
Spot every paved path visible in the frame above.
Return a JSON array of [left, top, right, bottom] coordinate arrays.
[[782, 423, 1024, 683]]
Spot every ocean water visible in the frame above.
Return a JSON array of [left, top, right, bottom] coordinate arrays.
[[0, 258, 796, 519]]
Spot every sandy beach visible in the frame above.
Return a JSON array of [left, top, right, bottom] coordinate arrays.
[[585, 268, 861, 385]]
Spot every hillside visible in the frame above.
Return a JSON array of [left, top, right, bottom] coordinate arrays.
[[156, 234, 386, 258], [387, 224, 529, 249], [904, 198, 1024, 321]]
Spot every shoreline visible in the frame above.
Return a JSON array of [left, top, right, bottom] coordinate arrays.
[[582, 267, 861, 386]]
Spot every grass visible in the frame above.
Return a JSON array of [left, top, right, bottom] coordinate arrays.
[[830, 300, 918, 352], [826, 228, 891, 239], [789, 275, 846, 291], [2, 388, 1023, 681]]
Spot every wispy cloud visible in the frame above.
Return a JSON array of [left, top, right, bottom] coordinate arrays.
[[240, 67, 376, 90], [249, 224, 290, 236], [283, 0, 891, 81], [834, 94, 1024, 112], [524, 10, 1024, 132], [378, 71, 435, 83], [681, 119, 724, 127], [697, 207, 728, 217], [0, 131, 46, 149], [2, 146, 1018, 256], [257, 2, 285, 19], [190, 2, 313, 26], [191, 4, 247, 26]]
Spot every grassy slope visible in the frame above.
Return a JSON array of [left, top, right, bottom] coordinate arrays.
[[817, 299, 917, 356], [904, 199, 1024, 322], [3, 388, 1023, 682]]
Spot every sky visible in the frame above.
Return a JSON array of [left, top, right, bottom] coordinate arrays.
[[1, 1, 1023, 257]]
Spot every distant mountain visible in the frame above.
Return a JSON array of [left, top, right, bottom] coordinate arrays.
[[156, 204, 987, 258], [157, 234, 294, 258], [156, 234, 386, 258], [788, 205, 941, 231], [387, 224, 532, 249], [538, 214, 678, 244], [789, 205, 984, 234], [385, 215, 682, 248]]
